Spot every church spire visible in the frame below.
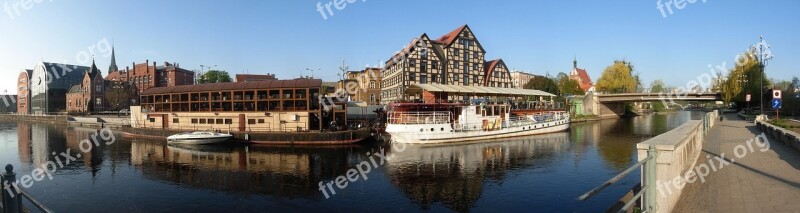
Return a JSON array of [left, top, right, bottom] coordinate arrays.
[[108, 44, 118, 74], [573, 56, 577, 69]]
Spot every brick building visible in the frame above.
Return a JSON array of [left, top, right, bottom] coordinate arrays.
[[569, 58, 594, 93], [337, 67, 382, 104], [66, 60, 106, 113], [236, 74, 277, 82], [17, 69, 32, 114]]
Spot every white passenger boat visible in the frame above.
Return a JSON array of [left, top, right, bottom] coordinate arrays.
[[167, 132, 233, 145], [386, 102, 570, 144]]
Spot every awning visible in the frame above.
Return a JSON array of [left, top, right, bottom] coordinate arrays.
[[405, 83, 556, 97]]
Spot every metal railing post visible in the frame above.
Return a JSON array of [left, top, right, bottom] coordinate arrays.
[[2, 164, 21, 213], [644, 145, 658, 212]]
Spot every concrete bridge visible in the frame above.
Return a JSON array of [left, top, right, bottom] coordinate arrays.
[[581, 92, 723, 118]]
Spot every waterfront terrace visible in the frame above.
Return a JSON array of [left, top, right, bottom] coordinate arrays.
[[135, 78, 347, 132]]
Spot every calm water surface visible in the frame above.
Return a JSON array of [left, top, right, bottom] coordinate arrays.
[[0, 111, 703, 212]]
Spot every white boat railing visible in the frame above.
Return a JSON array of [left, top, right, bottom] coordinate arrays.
[[388, 111, 451, 125]]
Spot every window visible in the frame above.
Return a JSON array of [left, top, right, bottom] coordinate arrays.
[[463, 74, 469, 85], [408, 72, 415, 81], [431, 74, 438, 83], [191, 119, 198, 124], [370, 94, 375, 103], [225, 119, 233, 124], [149, 118, 155, 123], [473, 63, 478, 70], [409, 59, 416, 67], [420, 73, 427, 84], [258, 119, 265, 124], [431, 62, 438, 69], [173, 118, 179, 123], [370, 82, 375, 89], [453, 62, 459, 69], [473, 52, 478, 59], [217, 119, 224, 124], [454, 49, 459, 56], [474, 75, 479, 84], [248, 119, 256, 125]]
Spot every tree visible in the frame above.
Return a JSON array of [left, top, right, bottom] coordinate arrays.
[[524, 75, 559, 96], [105, 82, 132, 111], [555, 72, 584, 96], [650, 79, 666, 93], [650, 80, 668, 111], [595, 60, 637, 94], [198, 70, 232, 84], [721, 50, 771, 108]]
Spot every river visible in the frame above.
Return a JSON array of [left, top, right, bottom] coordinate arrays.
[[0, 111, 705, 212]]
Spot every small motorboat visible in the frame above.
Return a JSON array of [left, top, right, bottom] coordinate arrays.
[[167, 132, 233, 145]]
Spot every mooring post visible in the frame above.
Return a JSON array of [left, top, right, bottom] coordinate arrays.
[[644, 145, 658, 212], [2, 164, 21, 213]]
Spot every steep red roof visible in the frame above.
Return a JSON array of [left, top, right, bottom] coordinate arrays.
[[435, 25, 467, 46], [483, 59, 501, 86], [570, 68, 593, 91]]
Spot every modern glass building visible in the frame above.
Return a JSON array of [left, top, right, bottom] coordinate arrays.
[[29, 62, 90, 114]]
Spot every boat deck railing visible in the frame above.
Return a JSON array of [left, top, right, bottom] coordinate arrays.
[[388, 111, 451, 125]]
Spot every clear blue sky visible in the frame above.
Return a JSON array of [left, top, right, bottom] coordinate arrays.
[[1, 0, 797, 94]]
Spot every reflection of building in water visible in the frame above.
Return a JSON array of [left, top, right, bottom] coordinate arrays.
[[130, 141, 355, 197], [30, 123, 68, 166], [385, 133, 569, 212], [17, 122, 32, 164], [64, 126, 108, 176]]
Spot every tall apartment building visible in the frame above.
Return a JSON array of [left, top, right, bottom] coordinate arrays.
[[510, 70, 539, 89], [381, 25, 514, 103]]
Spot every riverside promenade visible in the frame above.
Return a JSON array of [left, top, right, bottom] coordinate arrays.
[[674, 114, 800, 212]]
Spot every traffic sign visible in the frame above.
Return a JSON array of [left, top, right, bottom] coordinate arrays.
[[771, 99, 781, 109], [773, 90, 782, 99]]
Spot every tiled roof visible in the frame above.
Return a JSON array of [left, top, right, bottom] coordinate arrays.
[[571, 68, 593, 91], [141, 78, 322, 95], [435, 25, 467, 46], [67, 85, 82, 94]]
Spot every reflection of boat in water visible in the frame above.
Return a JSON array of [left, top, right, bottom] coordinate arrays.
[[130, 139, 365, 197], [167, 132, 232, 145], [384, 132, 570, 212]]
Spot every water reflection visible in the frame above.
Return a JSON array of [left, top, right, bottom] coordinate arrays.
[[130, 140, 364, 198], [385, 132, 570, 212]]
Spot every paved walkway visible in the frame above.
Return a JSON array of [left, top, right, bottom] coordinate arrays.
[[674, 114, 800, 213]]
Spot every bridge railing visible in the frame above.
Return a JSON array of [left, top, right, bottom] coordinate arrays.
[[579, 110, 718, 213]]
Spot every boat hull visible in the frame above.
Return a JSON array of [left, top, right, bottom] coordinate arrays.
[[167, 136, 231, 145], [388, 119, 570, 144]]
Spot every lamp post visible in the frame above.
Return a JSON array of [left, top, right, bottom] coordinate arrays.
[[752, 36, 772, 115]]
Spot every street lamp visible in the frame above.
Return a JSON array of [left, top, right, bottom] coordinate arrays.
[[752, 36, 773, 115]]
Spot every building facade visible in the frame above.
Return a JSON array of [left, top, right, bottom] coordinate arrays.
[[236, 74, 277, 82], [29, 62, 90, 114], [510, 70, 537, 89], [483, 59, 513, 88], [337, 68, 382, 104], [569, 59, 594, 93], [66, 61, 105, 113], [0, 95, 16, 113], [383, 25, 506, 103], [106, 60, 195, 93], [17, 69, 32, 114]]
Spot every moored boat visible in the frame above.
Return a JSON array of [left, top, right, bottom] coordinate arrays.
[[386, 102, 569, 144], [167, 132, 233, 145]]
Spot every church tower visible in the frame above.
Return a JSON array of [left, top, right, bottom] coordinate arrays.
[[108, 45, 118, 75]]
